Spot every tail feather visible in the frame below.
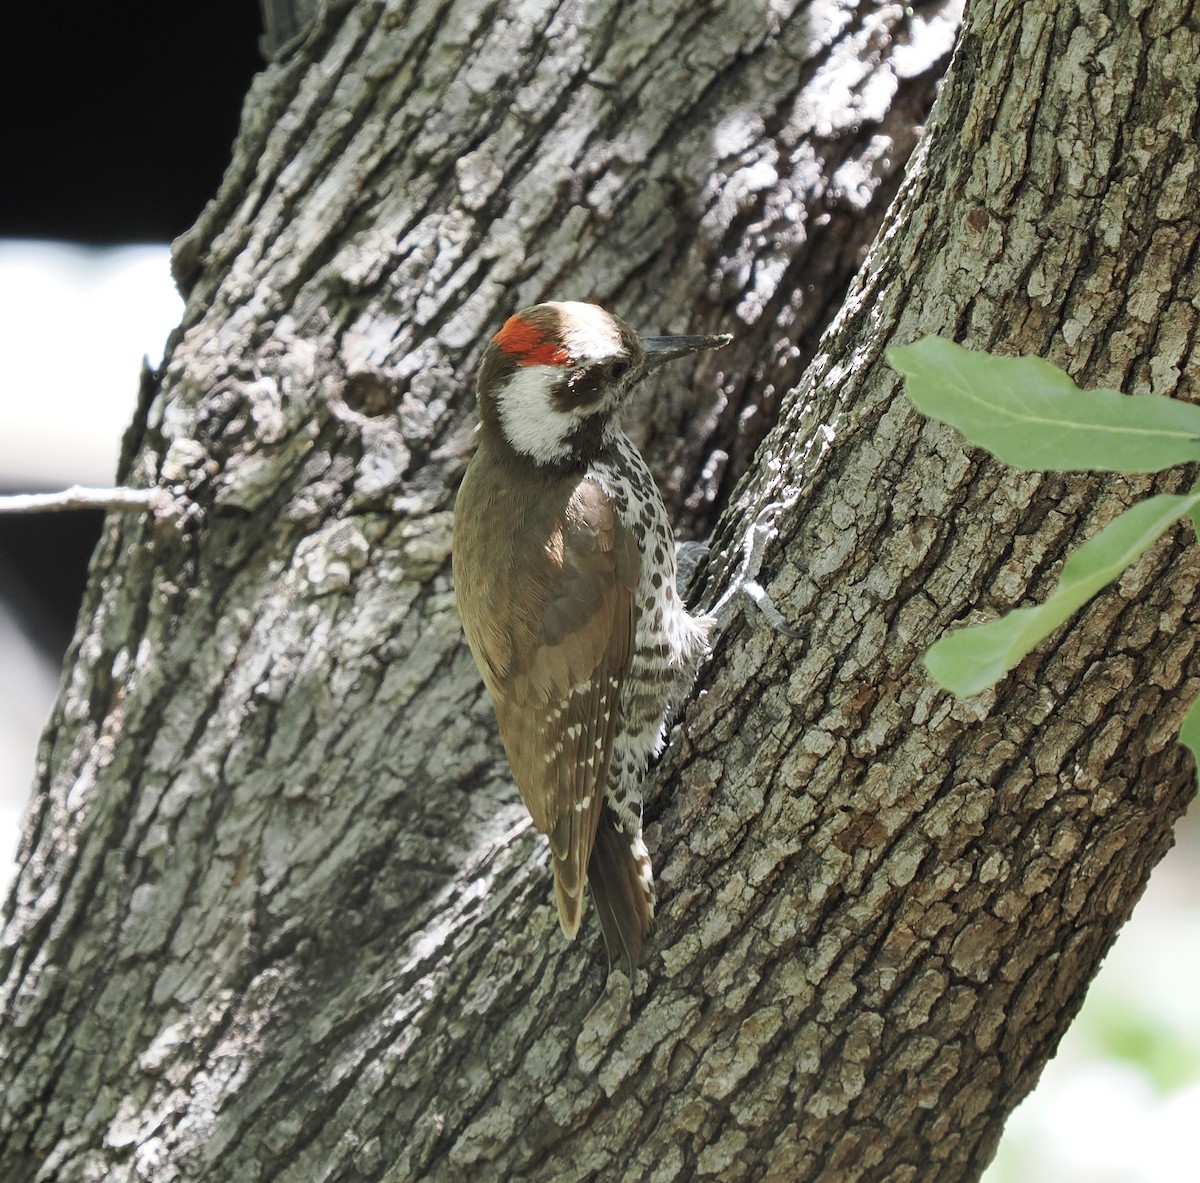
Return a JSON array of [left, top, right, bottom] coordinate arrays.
[[587, 807, 655, 974], [553, 862, 584, 939]]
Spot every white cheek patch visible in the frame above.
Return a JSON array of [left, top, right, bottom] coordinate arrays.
[[496, 365, 576, 464]]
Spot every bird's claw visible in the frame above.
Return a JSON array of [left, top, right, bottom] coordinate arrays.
[[679, 501, 799, 636]]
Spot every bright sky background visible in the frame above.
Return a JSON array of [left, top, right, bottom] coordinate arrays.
[[0, 239, 1194, 1181], [0, 240, 182, 488], [0, 241, 181, 882]]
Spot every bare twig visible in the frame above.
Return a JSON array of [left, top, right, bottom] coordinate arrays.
[[0, 485, 171, 516]]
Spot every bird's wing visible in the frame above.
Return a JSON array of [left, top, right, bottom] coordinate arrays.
[[459, 474, 639, 936]]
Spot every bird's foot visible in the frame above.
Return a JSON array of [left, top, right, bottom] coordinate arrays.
[[679, 501, 799, 637]]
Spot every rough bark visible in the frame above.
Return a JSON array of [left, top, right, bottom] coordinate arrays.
[[2, 1, 1196, 1181]]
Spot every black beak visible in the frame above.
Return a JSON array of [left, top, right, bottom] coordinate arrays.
[[641, 332, 733, 371]]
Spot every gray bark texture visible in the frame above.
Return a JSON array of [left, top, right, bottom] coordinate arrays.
[[2, 0, 1197, 1180]]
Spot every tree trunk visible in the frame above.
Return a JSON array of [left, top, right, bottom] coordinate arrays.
[[2, 1, 1196, 1181]]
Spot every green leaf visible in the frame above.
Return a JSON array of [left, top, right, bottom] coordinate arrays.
[[925, 491, 1200, 695], [888, 337, 1200, 472], [1179, 695, 1200, 792]]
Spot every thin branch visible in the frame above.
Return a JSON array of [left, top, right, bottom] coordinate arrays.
[[0, 485, 172, 515]]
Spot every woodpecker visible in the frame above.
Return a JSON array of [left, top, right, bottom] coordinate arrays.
[[453, 301, 731, 972]]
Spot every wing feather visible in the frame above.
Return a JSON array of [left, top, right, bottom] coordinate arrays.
[[454, 463, 638, 937]]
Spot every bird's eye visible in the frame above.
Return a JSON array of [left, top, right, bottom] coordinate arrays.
[[608, 359, 631, 381]]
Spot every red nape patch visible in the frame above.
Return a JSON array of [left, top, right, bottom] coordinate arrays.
[[493, 315, 571, 367]]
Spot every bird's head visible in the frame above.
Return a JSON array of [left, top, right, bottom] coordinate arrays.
[[475, 301, 731, 466]]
